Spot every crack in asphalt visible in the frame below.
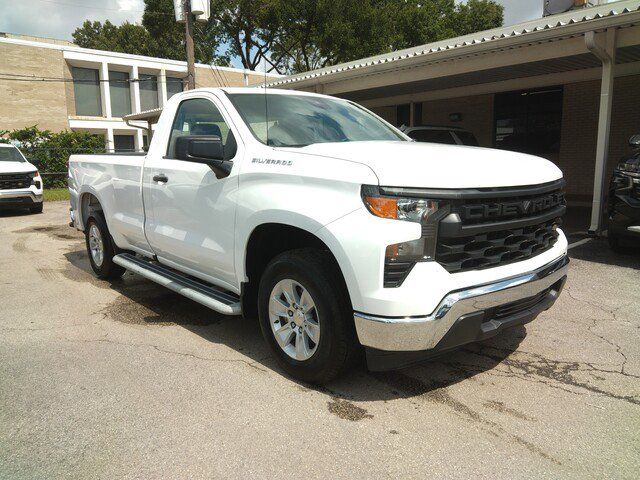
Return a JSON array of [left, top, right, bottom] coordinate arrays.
[[461, 346, 640, 406], [61, 335, 270, 373]]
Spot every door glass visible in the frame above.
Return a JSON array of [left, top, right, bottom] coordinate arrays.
[[166, 98, 236, 159]]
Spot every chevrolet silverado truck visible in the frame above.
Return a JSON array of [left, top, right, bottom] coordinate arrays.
[[0, 143, 43, 213], [69, 88, 569, 383]]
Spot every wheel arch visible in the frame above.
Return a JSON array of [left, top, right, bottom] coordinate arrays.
[[241, 222, 353, 320]]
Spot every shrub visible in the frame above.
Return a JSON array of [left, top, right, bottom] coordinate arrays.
[[0, 126, 106, 187]]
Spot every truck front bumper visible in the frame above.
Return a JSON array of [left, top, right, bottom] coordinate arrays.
[[0, 190, 43, 208], [354, 254, 568, 370]]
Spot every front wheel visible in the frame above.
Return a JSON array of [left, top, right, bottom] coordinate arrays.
[[29, 203, 43, 214], [85, 214, 125, 280], [258, 249, 357, 384]]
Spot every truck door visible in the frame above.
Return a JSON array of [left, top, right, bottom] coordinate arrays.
[[142, 94, 241, 292]]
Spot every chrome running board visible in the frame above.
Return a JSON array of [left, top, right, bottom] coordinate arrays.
[[113, 253, 241, 315]]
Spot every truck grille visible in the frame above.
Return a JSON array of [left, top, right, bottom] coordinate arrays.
[[435, 181, 565, 274], [0, 173, 32, 190]]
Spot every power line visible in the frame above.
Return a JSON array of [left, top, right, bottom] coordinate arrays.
[[0, 71, 185, 84], [193, 22, 232, 87], [28, 0, 174, 16]]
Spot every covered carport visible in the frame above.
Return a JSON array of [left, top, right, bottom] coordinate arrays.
[[271, 0, 640, 235]]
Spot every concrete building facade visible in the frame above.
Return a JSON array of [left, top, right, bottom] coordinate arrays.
[[0, 35, 277, 152]]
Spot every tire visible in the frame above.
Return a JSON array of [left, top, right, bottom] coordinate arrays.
[[29, 203, 43, 214], [258, 248, 357, 384], [85, 213, 126, 280]]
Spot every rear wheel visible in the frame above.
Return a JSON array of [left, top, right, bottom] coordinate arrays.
[[85, 214, 125, 279], [258, 249, 357, 384]]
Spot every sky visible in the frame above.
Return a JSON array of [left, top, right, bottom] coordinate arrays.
[[0, 0, 613, 66]]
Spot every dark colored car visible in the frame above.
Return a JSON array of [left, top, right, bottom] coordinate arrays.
[[608, 135, 640, 252], [401, 125, 479, 146]]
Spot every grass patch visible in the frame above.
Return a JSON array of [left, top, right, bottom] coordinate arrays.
[[44, 188, 70, 202]]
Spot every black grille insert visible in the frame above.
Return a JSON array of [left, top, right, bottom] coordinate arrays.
[[0, 173, 32, 190], [435, 183, 565, 273]]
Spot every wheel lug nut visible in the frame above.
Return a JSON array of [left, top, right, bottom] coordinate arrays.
[[288, 310, 293, 317]]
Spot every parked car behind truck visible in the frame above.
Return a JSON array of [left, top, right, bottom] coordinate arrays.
[[608, 134, 640, 252], [69, 88, 568, 383], [0, 144, 43, 213]]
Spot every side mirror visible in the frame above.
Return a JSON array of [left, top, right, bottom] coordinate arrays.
[[629, 134, 640, 148], [175, 135, 232, 178]]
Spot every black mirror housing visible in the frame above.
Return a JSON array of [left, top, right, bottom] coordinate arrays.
[[175, 135, 231, 178]]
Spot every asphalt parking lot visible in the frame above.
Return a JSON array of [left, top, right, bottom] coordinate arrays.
[[1, 201, 639, 479]]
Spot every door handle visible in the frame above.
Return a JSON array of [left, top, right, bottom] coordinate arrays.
[[153, 174, 168, 183]]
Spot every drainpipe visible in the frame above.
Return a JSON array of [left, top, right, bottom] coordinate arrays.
[[585, 29, 617, 235]]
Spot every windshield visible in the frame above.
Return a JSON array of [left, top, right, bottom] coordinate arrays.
[[0, 145, 26, 162], [227, 93, 406, 147]]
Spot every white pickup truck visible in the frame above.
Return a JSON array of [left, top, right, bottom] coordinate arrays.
[[69, 87, 568, 383]]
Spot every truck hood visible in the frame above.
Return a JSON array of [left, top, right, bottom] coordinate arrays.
[[298, 141, 563, 188], [0, 161, 37, 174]]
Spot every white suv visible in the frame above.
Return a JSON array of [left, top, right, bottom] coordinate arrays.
[[0, 144, 43, 213]]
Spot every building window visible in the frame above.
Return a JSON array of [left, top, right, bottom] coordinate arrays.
[[167, 76, 184, 99], [114, 134, 135, 152], [494, 87, 564, 156], [72, 67, 102, 117], [109, 71, 132, 118], [139, 74, 159, 111]]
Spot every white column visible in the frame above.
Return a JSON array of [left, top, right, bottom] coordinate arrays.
[[99, 62, 112, 118], [106, 129, 114, 153], [159, 69, 168, 107], [131, 65, 141, 113], [587, 29, 617, 235], [134, 129, 145, 152]]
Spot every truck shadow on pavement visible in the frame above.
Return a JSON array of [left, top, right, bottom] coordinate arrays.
[[64, 248, 526, 402], [568, 237, 640, 269]]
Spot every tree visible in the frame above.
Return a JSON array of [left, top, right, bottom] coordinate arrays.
[[266, 0, 504, 74], [72, 1, 228, 65], [73, 20, 155, 57]]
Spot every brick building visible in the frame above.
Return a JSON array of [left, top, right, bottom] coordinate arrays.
[[272, 0, 640, 233], [0, 34, 277, 152]]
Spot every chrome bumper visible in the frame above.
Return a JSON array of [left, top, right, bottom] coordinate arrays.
[[0, 190, 43, 202], [354, 255, 569, 352]]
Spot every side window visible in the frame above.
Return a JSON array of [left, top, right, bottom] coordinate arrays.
[[166, 98, 237, 159]]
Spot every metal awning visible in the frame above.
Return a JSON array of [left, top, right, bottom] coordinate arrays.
[[123, 107, 163, 124], [123, 107, 163, 143]]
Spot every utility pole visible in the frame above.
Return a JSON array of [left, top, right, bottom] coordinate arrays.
[[184, 0, 196, 89]]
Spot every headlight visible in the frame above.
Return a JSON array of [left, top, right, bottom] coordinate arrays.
[[617, 162, 640, 175], [362, 185, 447, 287], [30, 171, 42, 189], [362, 186, 439, 223]]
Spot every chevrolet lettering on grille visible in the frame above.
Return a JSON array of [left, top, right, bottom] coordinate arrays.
[[462, 192, 565, 221]]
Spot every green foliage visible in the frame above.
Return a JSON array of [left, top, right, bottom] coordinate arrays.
[[70, 0, 503, 74], [72, 20, 154, 56], [72, 1, 229, 65], [0, 126, 106, 187], [237, 0, 505, 74]]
